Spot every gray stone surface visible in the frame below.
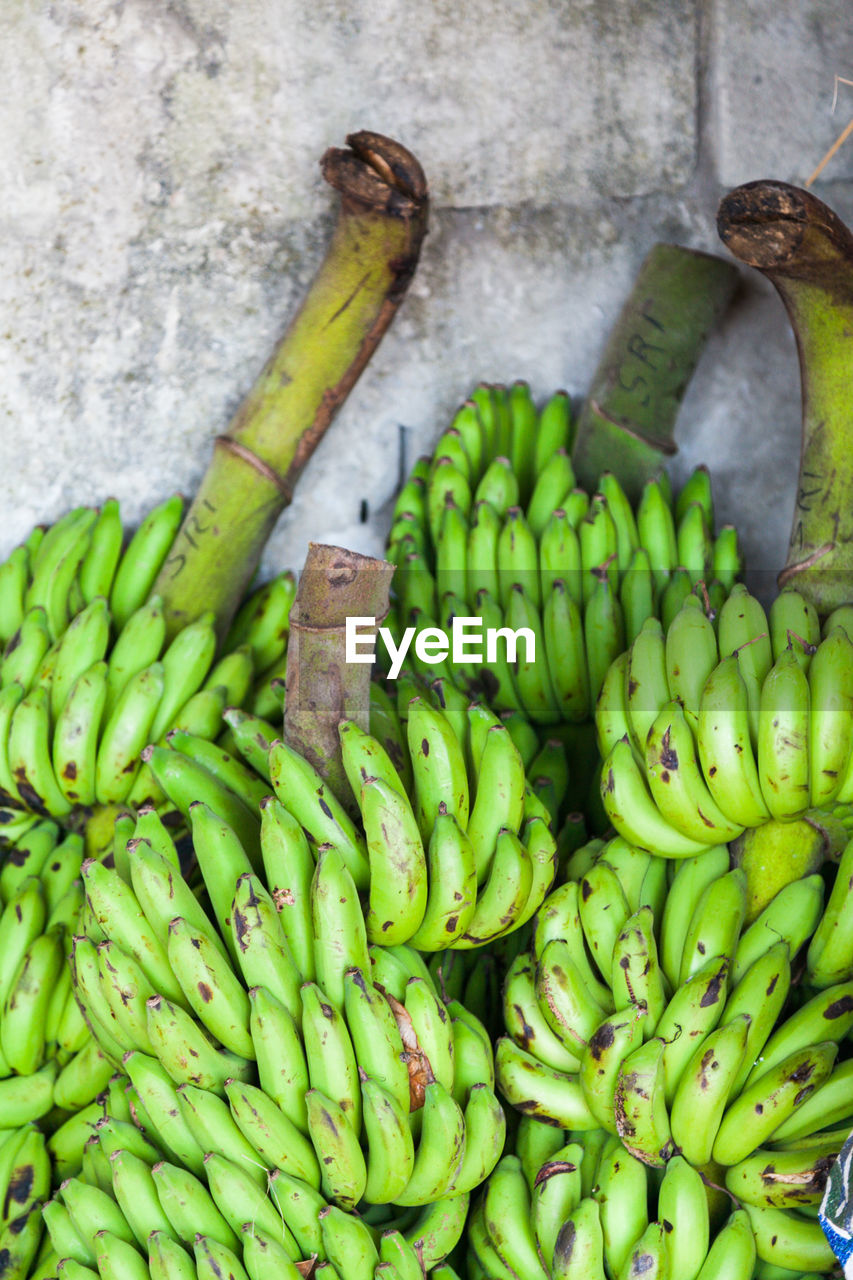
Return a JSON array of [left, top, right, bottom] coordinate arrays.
[[714, 0, 853, 187], [0, 0, 850, 603]]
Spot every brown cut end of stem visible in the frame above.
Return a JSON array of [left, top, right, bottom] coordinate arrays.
[[717, 180, 853, 285]]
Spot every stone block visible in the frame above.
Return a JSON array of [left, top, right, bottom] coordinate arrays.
[[714, 0, 853, 187]]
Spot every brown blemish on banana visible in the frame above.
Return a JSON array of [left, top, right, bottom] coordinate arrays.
[[512, 1006, 535, 1048], [231, 907, 249, 949], [659, 728, 678, 771], [697, 1048, 716, 1089], [3, 1166, 33, 1220], [823, 994, 853, 1019], [699, 966, 727, 1007], [553, 1221, 577, 1265], [760, 1155, 836, 1190], [534, 1160, 578, 1188], [589, 1022, 616, 1060]]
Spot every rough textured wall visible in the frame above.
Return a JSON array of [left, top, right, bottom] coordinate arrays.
[[1, 0, 852, 591]]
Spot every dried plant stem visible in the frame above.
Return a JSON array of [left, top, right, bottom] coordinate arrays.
[[152, 132, 428, 640]]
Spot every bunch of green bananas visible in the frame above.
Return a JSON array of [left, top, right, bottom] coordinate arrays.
[[467, 1122, 774, 1280], [0, 498, 184, 654], [371, 665, 591, 857], [39, 1069, 472, 1278], [39, 727, 511, 1277], [489, 834, 847, 1276], [596, 582, 853, 875], [0, 496, 295, 842], [0, 634, 293, 1136], [386, 381, 741, 729], [218, 676, 562, 954]]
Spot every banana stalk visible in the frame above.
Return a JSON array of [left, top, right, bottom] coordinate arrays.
[[717, 181, 853, 615], [153, 131, 428, 639], [571, 244, 739, 499], [284, 543, 394, 809]]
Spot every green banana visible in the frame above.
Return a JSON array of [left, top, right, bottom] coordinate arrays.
[[360, 1075, 416, 1204], [495, 1036, 597, 1130], [407, 805, 477, 950], [656, 1154, 709, 1280], [95, 660, 165, 803], [311, 845, 370, 1012], [81, 856, 184, 1004], [146, 991, 252, 1092], [579, 1007, 645, 1133], [645, 700, 744, 847], [723, 941, 792, 1096], [669, 1012, 751, 1167], [593, 1134, 649, 1277], [229, 871, 301, 1023], [482, 1154, 550, 1280], [2, 926, 64, 1073], [807, 834, 853, 986], [407, 697, 470, 839], [193, 1236, 252, 1280], [151, 1158, 240, 1251], [204, 1149, 291, 1241], [108, 492, 184, 631], [167, 916, 254, 1058], [109, 1147, 175, 1249], [757, 647, 811, 821], [677, 867, 748, 985], [713, 1040, 839, 1165], [240, 1225, 303, 1280], [122, 1052, 206, 1177], [395, 1078, 466, 1206], [305, 1087, 367, 1210], [696, 654, 771, 828], [301, 978, 361, 1133], [503, 951, 583, 1075], [725, 1134, 842, 1210], [529, 1141, 583, 1270], [247, 984, 309, 1132], [268, 738, 367, 887], [616, 1221, 669, 1280], [361, 776, 428, 944], [655, 953, 730, 1102], [614, 1036, 673, 1167], [741, 978, 853, 1087], [610, 905, 667, 1035], [148, 1231, 198, 1280], [741, 1202, 836, 1273]]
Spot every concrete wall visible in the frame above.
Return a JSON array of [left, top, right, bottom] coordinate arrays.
[[2, 0, 852, 593]]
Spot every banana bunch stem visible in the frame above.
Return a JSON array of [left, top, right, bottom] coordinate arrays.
[[152, 132, 429, 641], [718, 180, 853, 615], [571, 244, 739, 499], [284, 543, 394, 808]]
